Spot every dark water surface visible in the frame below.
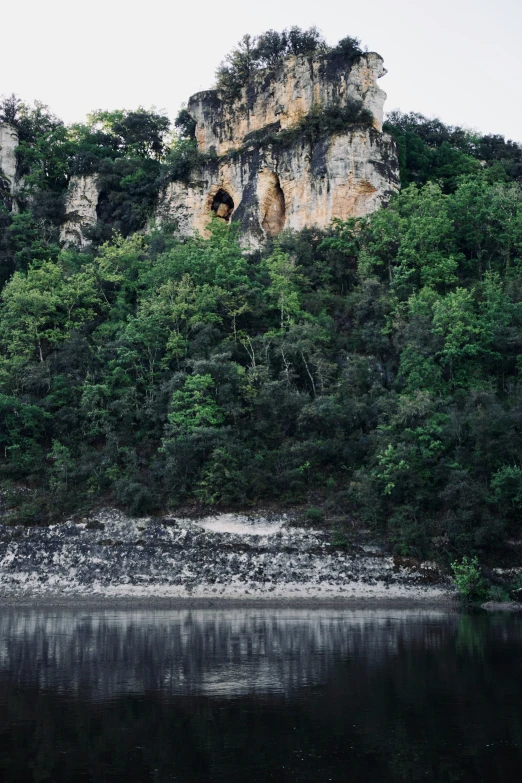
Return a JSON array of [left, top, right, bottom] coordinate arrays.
[[0, 607, 521, 782]]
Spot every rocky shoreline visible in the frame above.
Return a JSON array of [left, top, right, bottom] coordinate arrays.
[[0, 510, 454, 602]]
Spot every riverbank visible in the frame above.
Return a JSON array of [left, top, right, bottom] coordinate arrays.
[[0, 509, 454, 603]]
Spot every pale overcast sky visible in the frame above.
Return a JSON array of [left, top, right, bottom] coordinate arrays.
[[2, 0, 521, 141]]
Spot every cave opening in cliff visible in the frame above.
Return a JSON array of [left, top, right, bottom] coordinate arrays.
[[95, 190, 110, 223], [259, 171, 286, 236], [211, 189, 235, 221]]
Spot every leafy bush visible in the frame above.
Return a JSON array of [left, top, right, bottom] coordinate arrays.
[[491, 465, 522, 511], [331, 529, 349, 547], [0, 93, 21, 124], [451, 556, 487, 601], [175, 109, 197, 140], [487, 584, 510, 603], [329, 36, 364, 61], [161, 138, 204, 185], [305, 506, 324, 523]]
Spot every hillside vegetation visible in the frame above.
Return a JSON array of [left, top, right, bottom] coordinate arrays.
[[1, 63, 522, 563]]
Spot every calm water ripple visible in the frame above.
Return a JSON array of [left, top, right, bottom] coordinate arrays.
[[0, 607, 520, 782]]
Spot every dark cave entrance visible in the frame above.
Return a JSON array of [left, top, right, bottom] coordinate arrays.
[[95, 190, 109, 222], [211, 189, 235, 221]]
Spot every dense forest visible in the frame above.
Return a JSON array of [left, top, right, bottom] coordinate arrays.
[[1, 33, 522, 564]]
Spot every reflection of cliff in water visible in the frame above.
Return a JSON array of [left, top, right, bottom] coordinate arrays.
[[0, 608, 455, 698]]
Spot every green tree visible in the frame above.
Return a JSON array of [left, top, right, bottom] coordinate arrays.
[[167, 374, 224, 432], [0, 258, 103, 363]]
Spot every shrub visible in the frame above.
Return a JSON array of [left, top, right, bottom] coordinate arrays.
[[114, 477, 154, 516], [451, 556, 487, 601], [175, 109, 197, 140], [491, 465, 522, 510], [305, 506, 324, 523], [162, 138, 201, 184], [328, 36, 363, 63], [331, 529, 349, 547], [487, 584, 510, 602], [232, 100, 372, 157]]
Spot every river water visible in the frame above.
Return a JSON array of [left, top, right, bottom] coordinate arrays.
[[0, 607, 520, 781]]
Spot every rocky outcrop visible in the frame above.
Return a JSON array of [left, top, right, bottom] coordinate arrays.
[[59, 174, 100, 247], [58, 47, 400, 248], [0, 122, 20, 211], [156, 127, 399, 248], [189, 52, 388, 156], [156, 49, 400, 246]]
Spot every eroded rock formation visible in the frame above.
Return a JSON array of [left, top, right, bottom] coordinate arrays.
[[0, 510, 450, 600], [156, 49, 400, 246], [59, 174, 100, 247], [189, 51, 388, 155], [0, 122, 20, 212], [156, 127, 398, 247], [59, 47, 400, 247]]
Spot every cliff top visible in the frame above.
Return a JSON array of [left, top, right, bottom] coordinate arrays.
[[182, 35, 388, 156]]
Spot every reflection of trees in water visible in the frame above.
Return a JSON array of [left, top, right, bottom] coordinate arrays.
[[0, 609, 452, 697], [0, 610, 521, 782], [456, 613, 488, 656]]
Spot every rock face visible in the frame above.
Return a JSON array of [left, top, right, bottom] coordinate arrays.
[[189, 52, 388, 155], [57, 48, 400, 248], [0, 510, 451, 600], [156, 128, 399, 248], [0, 122, 20, 211], [156, 49, 400, 246], [59, 174, 100, 247]]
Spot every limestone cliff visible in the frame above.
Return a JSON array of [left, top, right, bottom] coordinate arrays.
[[189, 51, 388, 156], [60, 175, 100, 247], [156, 48, 399, 246], [59, 46, 400, 248], [0, 123, 20, 212], [156, 128, 398, 248]]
